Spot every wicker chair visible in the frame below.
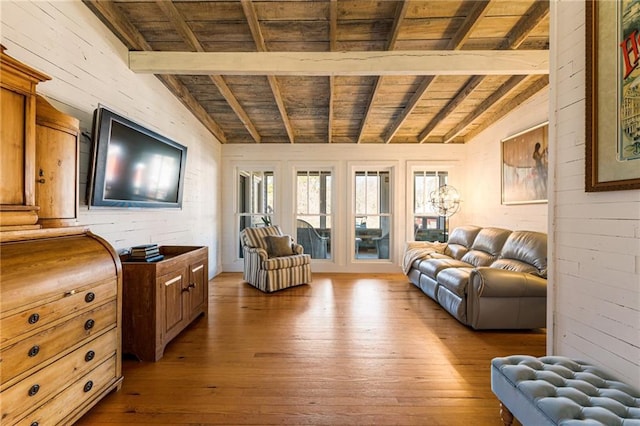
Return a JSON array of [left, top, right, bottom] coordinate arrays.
[[240, 225, 312, 293], [296, 219, 329, 259]]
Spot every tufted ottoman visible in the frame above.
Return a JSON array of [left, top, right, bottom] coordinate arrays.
[[491, 355, 640, 425]]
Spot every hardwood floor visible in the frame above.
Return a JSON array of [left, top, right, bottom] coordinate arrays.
[[78, 273, 544, 425]]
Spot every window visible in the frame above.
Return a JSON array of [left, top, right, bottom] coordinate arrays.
[[413, 171, 448, 242], [237, 170, 274, 257], [296, 170, 332, 259], [354, 170, 391, 260]]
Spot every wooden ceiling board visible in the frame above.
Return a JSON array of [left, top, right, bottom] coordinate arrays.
[[254, 1, 330, 20], [173, 2, 247, 21], [83, 0, 550, 144]]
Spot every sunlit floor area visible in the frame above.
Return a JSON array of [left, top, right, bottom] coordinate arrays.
[[79, 273, 545, 425]]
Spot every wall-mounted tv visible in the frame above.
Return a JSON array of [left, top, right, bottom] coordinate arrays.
[[87, 106, 187, 209]]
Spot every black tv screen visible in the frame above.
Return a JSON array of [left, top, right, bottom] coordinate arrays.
[[88, 106, 187, 208]]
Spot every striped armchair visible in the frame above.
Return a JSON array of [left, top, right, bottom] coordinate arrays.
[[240, 225, 312, 293]]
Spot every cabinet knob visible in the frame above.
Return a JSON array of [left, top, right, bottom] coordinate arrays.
[[85, 292, 95, 303], [28, 345, 40, 357], [30, 422, 39, 426], [85, 350, 96, 362], [83, 380, 94, 392], [84, 319, 95, 330], [37, 178, 46, 184], [188, 283, 196, 289], [28, 313, 40, 324], [28, 384, 40, 397]]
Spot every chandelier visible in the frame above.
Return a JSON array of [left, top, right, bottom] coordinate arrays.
[[429, 184, 461, 217], [429, 184, 461, 241]]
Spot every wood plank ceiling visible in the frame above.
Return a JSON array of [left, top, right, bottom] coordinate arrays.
[[83, 0, 550, 144]]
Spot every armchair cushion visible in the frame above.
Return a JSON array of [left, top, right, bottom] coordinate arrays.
[[264, 235, 295, 258], [262, 254, 310, 270]]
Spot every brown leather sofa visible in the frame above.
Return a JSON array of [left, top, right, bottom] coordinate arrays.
[[403, 225, 547, 330]]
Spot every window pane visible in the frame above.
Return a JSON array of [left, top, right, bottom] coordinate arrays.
[[354, 169, 391, 261], [296, 170, 333, 260], [237, 169, 275, 258], [412, 171, 448, 242]]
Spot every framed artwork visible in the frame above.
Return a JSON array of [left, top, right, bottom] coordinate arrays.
[[501, 122, 549, 205], [586, 1, 640, 192]]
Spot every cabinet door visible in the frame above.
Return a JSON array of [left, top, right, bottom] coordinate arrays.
[[187, 260, 206, 315], [1, 87, 27, 205], [160, 272, 185, 337], [35, 96, 79, 226]]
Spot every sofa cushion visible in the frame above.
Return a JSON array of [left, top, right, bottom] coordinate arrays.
[[497, 231, 547, 277], [418, 258, 472, 280], [445, 225, 481, 260], [437, 267, 473, 297], [460, 227, 512, 267]]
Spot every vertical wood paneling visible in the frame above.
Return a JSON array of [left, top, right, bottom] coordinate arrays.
[[1, 1, 222, 277], [462, 90, 549, 233], [551, 0, 640, 388]]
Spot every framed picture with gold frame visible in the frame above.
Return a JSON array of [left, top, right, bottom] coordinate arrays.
[[501, 122, 549, 205], [586, 1, 640, 192]]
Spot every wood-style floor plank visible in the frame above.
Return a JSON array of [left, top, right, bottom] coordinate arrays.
[[77, 273, 543, 425]]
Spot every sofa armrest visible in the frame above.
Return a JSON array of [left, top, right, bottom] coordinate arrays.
[[244, 246, 268, 261], [470, 267, 547, 298], [293, 243, 304, 255]]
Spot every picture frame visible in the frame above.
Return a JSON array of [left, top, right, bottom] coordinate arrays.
[[586, 1, 640, 192], [501, 122, 549, 205]]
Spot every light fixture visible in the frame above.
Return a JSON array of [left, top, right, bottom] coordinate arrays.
[[429, 184, 461, 241]]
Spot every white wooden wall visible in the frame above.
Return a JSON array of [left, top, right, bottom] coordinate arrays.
[[550, 0, 640, 387], [463, 90, 549, 233], [1, 1, 222, 277]]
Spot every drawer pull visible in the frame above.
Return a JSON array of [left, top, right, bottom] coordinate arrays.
[[28, 345, 40, 357], [84, 380, 94, 392], [84, 319, 95, 330], [31, 422, 39, 426], [64, 289, 77, 297], [85, 292, 96, 303], [85, 350, 96, 362], [28, 384, 40, 397], [28, 313, 40, 324]]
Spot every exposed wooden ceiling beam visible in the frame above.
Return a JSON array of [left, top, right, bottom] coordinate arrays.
[[442, 75, 528, 143], [416, 0, 550, 143], [129, 50, 549, 76], [356, 0, 408, 143], [418, 75, 485, 143], [82, 0, 227, 143], [383, 0, 492, 143], [463, 75, 549, 142], [158, 0, 261, 143], [241, 0, 295, 143], [328, 0, 337, 143], [501, 0, 550, 49]]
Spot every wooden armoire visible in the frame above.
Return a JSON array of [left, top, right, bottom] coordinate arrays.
[[0, 46, 124, 425]]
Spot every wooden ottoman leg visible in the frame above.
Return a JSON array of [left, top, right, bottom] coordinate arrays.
[[499, 402, 514, 426]]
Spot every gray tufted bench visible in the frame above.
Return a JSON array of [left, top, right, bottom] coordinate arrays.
[[491, 355, 640, 425]]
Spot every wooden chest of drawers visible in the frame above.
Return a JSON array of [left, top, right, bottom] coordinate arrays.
[[0, 227, 123, 425]]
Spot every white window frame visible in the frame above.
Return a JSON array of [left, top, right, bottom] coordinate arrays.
[[348, 162, 396, 262]]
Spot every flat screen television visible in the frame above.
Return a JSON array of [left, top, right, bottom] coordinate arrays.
[[87, 106, 187, 209]]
